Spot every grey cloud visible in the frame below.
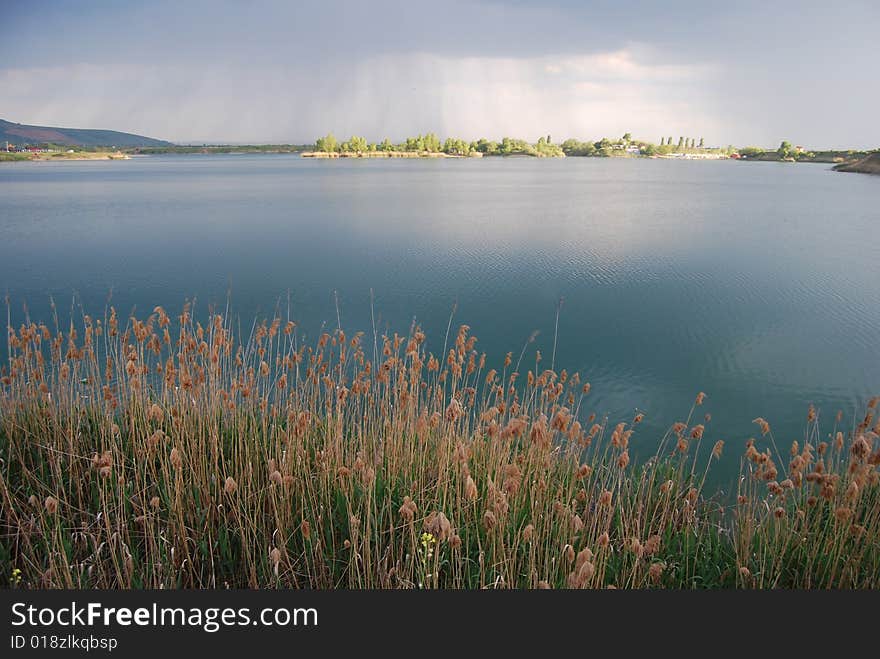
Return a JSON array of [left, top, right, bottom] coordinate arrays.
[[2, 0, 878, 147]]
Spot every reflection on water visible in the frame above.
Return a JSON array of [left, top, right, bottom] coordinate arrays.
[[1, 154, 878, 485]]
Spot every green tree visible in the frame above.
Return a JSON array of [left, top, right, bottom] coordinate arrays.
[[660, 137, 665, 146], [699, 137, 704, 148], [561, 138, 579, 155], [623, 132, 632, 143], [740, 146, 765, 158], [594, 137, 613, 156], [778, 140, 794, 159], [561, 138, 596, 156], [677, 137, 684, 148], [474, 138, 498, 155], [443, 137, 470, 156], [423, 133, 441, 152], [346, 136, 367, 153], [315, 133, 338, 153]]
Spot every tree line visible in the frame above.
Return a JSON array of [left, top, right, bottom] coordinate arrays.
[[313, 133, 564, 157], [313, 132, 840, 159]]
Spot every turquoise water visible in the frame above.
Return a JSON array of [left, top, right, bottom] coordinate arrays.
[[1, 155, 878, 483]]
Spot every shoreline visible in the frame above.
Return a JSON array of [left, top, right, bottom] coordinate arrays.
[[833, 152, 880, 175], [301, 150, 481, 158], [3, 149, 873, 169], [1, 151, 130, 162]]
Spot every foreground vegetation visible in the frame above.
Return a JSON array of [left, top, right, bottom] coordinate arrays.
[[1, 305, 878, 589]]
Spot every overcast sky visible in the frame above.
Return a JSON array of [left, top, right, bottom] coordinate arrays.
[[2, 0, 878, 148]]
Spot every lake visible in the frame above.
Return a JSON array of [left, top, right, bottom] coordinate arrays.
[[1, 155, 878, 485]]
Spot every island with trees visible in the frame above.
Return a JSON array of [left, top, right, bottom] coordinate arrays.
[[303, 132, 748, 160], [299, 131, 876, 166], [302, 132, 565, 158]]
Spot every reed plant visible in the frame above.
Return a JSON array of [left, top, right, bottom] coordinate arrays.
[[1, 302, 878, 588]]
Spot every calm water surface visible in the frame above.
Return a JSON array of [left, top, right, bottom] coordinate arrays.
[[2, 155, 878, 485]]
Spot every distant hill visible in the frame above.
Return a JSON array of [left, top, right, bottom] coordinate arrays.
[[0, 119, 172, 148], [833, 152, 880, 175]]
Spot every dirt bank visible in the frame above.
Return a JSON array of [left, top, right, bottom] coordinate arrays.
[[833, 152, 880, 175]]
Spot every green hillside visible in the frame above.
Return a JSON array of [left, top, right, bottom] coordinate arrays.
[[0, 119, 172, 148]]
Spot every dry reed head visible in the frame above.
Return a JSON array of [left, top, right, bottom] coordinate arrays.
[[648, 562, 665, 584], [483, 510, 497, 531], [752, 418, 771, 435], [148, 403, 163, 422], [169, 447, 182, 470], [568, 559, 595, 588], [399, 497, 417, 523], [224, 476, 237, 495], [464, 475, 478, 501], [425, 511, 453, 541], [629, 537, 643, 557]]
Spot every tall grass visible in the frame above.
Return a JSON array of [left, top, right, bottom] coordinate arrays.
[[1, 303, 878, 588]]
